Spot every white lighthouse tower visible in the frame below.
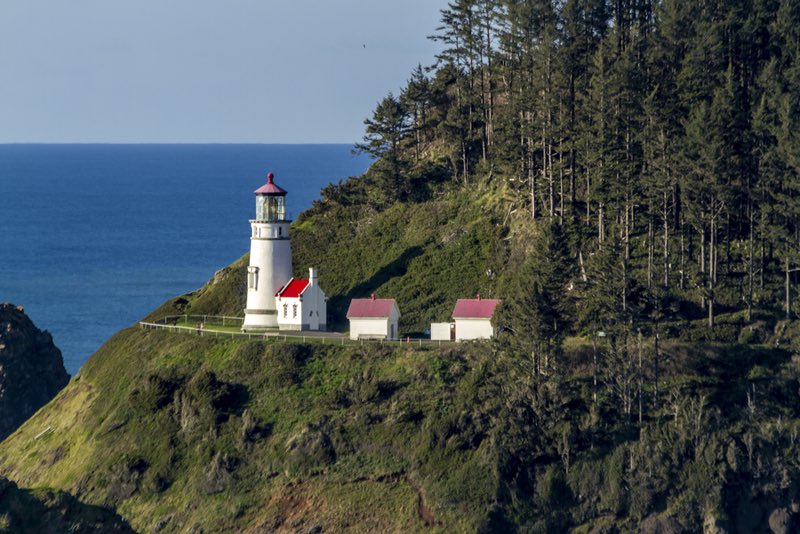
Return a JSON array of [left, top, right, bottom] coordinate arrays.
[[242, 172, 293, 331]]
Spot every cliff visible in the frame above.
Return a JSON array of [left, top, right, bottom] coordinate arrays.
[[0, 304, 69, 441]]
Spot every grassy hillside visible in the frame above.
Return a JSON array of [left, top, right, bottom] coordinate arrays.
[[1, 256, 799, 532], [147, 184, 507, 334], [0, 328, 501, 532]]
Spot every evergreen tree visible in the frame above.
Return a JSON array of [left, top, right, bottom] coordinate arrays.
[[495, 221, 575, 375]]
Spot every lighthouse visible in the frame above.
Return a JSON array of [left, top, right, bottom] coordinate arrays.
[[242, 172, 293, 331]]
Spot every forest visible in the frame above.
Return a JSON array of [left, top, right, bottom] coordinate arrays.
[[354, 0, 800, 339]]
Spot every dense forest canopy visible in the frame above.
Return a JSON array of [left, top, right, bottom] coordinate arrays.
[[353, 0, 800, 337]]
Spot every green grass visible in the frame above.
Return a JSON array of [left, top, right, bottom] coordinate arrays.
[[0, 326, 499, 533]]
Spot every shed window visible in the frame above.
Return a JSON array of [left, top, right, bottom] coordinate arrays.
[[292, 304, 297, 318], [283, 303, 288, 318]]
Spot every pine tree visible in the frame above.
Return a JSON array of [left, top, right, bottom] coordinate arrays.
[[495, 221, 575, 375], [355, 93, 411, 203]]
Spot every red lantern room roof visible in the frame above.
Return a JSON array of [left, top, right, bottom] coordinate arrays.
[[254, 172, 287, 196]]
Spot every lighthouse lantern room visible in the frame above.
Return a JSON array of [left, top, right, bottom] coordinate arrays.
[[242, 172, 293, 331]]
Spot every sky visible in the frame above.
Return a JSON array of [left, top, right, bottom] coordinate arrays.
[[0, 1, 447, 144]]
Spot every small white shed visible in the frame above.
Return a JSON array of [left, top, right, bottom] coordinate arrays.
[[346, 296, 401, 340], [430, 322, 455, 341], [452, 296, 500, 341]]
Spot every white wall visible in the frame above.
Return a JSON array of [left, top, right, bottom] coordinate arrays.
[[349, 318, 389, 340], [243, 220, 292, 330], [431, 322, 453, 341], [304, 283, 327, 331], [276, 296, 303, 330], [454, 318, 494, 341]]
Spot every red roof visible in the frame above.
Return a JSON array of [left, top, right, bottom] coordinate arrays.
[[276, 279, 310, 298], [255, 172, 287, 196], [452, 298, 500, 319], [346, 298, 398, 318]]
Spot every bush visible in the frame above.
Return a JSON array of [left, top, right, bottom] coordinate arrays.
[[128, 370, 183, 412], [536, 464, 572, 510]]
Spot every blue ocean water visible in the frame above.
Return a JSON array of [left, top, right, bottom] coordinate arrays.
[[0, 144, 371, 375]]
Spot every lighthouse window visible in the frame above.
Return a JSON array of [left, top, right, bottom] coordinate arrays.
[[292, 304, 297, 318], [247, 266, 258, 290], [278, 227, 282, 237]]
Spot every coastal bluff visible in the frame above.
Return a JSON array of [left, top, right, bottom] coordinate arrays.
[[0, 303, 69, 440]]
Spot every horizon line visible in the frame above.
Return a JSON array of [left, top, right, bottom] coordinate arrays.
[[0, 141, 360, 146]]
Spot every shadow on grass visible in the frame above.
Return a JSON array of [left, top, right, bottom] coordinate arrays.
[[0, 477, 134, 532], [329, 245, 425, 323]]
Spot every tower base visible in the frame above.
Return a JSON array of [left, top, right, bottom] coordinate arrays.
[[242, 309, 278, 331]]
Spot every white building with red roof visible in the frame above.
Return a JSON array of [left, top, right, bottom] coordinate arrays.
[[451, 295, 500, 341], [275, 267, 327, 331], [346, 295, 401, 340]]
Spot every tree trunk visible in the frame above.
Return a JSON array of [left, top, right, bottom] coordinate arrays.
[[786, 256, 792, 321], [708, 215, 716, 328], [647, 213, 654, 289], [638, 330, 643, 425], [747, 202, 754, 322], [663, 189, 670, 288], [653, 324, 660, 411]]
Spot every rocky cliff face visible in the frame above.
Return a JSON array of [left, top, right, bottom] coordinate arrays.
[[0, 304, 69, 441]]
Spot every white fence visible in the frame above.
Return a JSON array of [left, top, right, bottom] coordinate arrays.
[[139, 315, 456, 347]]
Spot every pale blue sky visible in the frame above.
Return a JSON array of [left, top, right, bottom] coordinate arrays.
[[0, 1, 446, 143]]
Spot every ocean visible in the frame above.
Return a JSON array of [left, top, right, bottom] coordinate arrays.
[[0, 144, 372, 375]]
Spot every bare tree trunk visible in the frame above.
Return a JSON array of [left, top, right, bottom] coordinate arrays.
[[530, 140, 536, 219], [592, 332, 598, 405], [653, 324, 660, 411], [663, 189, 670, 288], [786, 256, 792, 321], [638, 330, 643, 425], [462, 141, 468, 184], [708, 215, 716, 328], [680, 228, 686, 290], [624, 198, 631, 262], [747, 201, 754, 322], [700, 224, 706, 311], [647, 213, 654, 289], [599, 203, 605, 244], [559, 138, 564, 225]]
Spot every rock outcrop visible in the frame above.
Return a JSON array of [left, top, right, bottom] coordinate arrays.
[[0, 304, 69, 440]]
